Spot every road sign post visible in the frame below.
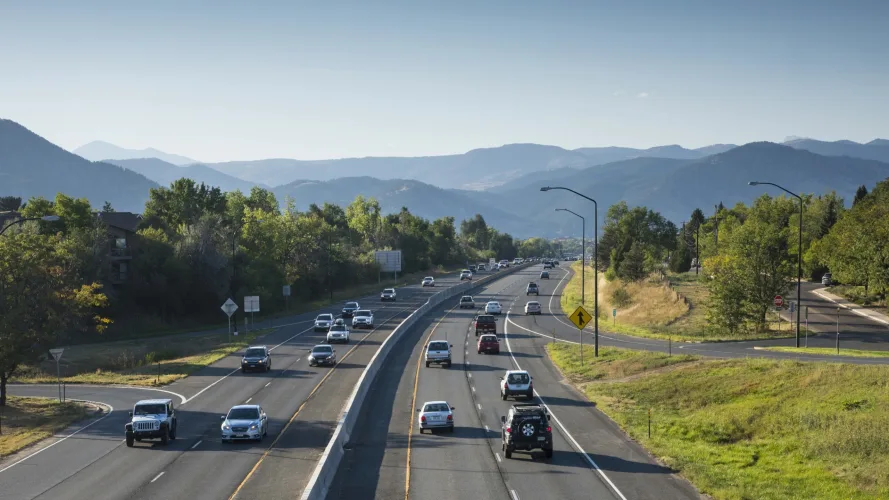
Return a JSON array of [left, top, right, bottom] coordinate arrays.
[[612, 308, 617, 326], [805, 305, 809, 347], [244, 296, 260, 331], [569, 306, 592, 366], [221, 298, 238, 344], [283, 285, 291, 311], [836, 307, 841, 354], [49, 348, 64, 402]]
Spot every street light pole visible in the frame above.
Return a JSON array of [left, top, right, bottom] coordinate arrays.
[[0, 215, 61, 236], [555, 209, 585, 305], [749, 181, 803, 348], [541, 187, 599, 357]]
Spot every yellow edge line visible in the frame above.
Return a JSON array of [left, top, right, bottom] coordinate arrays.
[[405, 303, 461, 500], [228, 303, 419, 500]]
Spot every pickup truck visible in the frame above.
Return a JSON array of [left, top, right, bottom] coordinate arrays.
[[474, 314, 497, 336]]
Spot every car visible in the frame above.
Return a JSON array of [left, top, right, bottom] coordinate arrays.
[[553, 260, 559, 266], [477, 333, 500, 354], [524, 301, 541, 315], [125, 399, 177, 447], [539, 271, 550, 279], [241, 345, 271, 373], [543, 262, 553, 269], [460, 269, 473, 281], [380, 288, 397, 301], [459, 295, 475, 308], [500, 260, 510, 268], [308, 344, 337, 366], [526, 282, 539, 296], [485, 301, 502, 315], [314, 313, 334, 332], [352, 309, 374, 329], [422, 276, 435, 287], [424, 340, 452, 368], [500, 370, 534, 400], [468, 264, 476, 272], [477, 263, 487, 271], [333, 318, 346, 327], [491, 263, 500, 271], [220, 405, 268, 442], [341, 301, 360, 318], [418, 401, 455, 433], [326, 323, 351, 343], [474, 314, 497, 336], [822, 273, 833, 286], [500, 403, 553, 459]]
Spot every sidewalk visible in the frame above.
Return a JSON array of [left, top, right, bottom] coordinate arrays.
[[811, 287, 889, 326]]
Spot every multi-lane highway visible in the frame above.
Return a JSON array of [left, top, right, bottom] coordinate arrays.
[[1, 272, 468, 500]]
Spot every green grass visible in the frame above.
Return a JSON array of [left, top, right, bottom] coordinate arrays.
[[547, 343, 889, 499], [757, 346, 889, 359], [14, 328, 272, 387], [560, 263, 793, 342], [830, 285, 887, 309], [0, 396, 93, 457]]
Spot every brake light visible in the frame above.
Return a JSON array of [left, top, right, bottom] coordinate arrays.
[[420, 416, 426, 423], [447, 414, 452, 421], [546, 426, 552, 433], [505, 427, 511, 434]]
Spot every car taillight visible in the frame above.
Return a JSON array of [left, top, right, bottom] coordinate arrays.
[[505, 427, 511, 433], [421, 416, 426, 422], [546, 426, 552, 433], [447, 414, 452, 421]]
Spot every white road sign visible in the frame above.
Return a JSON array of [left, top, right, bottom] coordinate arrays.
[[282, 285, 291, 297], [245, 296, 260, 313], [49, 348, 64, 361], [374, 250, 403, 272], [221, 298, 238, 318]]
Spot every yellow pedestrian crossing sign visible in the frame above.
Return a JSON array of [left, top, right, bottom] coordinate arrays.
[[569, 305, 592, 330]]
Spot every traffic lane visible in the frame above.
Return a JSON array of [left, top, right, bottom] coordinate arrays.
[[130, 299, 431, 500], [467, 316, 619, 500], [326, 268, 529, 499], [224, 297, 437, 499]]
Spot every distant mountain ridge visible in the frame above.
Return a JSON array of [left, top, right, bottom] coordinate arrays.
[[106, 158, 268, 193], [74, 140, 198, 165], [782, 137, 889, 163]]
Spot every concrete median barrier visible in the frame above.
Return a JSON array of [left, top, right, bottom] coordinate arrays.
[[300, 263, 531, 500]]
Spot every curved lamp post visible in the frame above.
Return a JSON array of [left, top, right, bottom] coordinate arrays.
[[0, 215, 61, 236], [541, 187, 599, 357], [554, 208, 585, 305], [749, 181, 803, 348]]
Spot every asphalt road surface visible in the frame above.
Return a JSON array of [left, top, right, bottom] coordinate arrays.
[[1, 271, 469, 500]]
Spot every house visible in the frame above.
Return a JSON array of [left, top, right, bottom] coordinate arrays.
[[0, 211, 21, 232], [96, 212, 142, 285]]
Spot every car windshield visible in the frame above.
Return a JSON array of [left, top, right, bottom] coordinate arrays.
[[345, 302, 358, 308], [384, 289, 395, 293], [228, 408, 259, 420], [461, 297, 472, 301], [428, 342, 449, 351], [317, 314, 333, 321], [478, 316, 494, 322], [245, 348, 266, 357], [423, 403, 450, 412], [313, 346, 333, 354], [507, 373, 530, 384], [134, 404, 165, 415], [528, 302, 540, 307], [330, 325, 345, 331], [356, 310, 371, 316], [487, 302, 499, 306], [480, 335, 497, 342], [424, 277, 433, 280]]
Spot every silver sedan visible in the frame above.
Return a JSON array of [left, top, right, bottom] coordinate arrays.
[[418, 401, 455, 433], [221, 405, 268, 442]]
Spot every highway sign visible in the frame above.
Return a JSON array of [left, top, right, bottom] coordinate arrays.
[[221, 298, 238, 318], [569, 305, 592, 330], [374, 250, 402, 272], [612, 308, 617, 318], [773, 295, 784, 307], [245, 296, 260, 313], [49, 348, 64, 361], [282, 285, 291, 297], [789, 301, 796, 313]]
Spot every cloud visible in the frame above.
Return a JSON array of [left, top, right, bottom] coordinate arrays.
[[612, 90, 627, 96], [637, 92, 649, 98]]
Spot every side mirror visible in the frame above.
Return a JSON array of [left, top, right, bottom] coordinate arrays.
[[128, 411, 133, 417], [220, 415, 226, 420], [500, 416, 506, 423], [450, 344, 453, 348], [451, 406, 455, 410]]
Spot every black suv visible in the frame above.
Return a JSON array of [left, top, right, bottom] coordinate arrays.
[[526, 282, 539, 296], [501, 403, 553, 459]]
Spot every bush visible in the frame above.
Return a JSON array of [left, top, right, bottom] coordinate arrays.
[[604, 266, 618, 282], [610, 287, 633, 308]]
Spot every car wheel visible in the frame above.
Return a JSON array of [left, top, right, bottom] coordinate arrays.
[[169, 423, 177, 440], [501, 392, 507, 401], [527, 392, 534, 399], [126, 436, 134, 447], [544, 448, 553, 458], [504, 446, 513, 459], [448, 426, 454, 433], [241, 368, 246, 373], [419, 428, 424, 434], [425, 361, 430, 368], [161, 427, 169, 445]]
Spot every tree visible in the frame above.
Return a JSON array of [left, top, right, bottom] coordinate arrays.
[[0, 196, 22, 212], [101, 201, 114, 213], [669, 232, 692, 273], [619, 241, 647, 282], [853, 184, 869, 206], [346, 196, 382, 248], [705, 254, 747, 335], [143, 178, 226, 231], [0, 231, 109, 405], [460, 214, 490, 251], [599, 202, 676, 273]]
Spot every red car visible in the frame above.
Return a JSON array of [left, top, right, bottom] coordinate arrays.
[[477, 334, 500, 354]]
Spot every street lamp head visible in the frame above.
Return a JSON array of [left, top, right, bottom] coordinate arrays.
[[748, 181, 759, 186], [540, 187, 551, 192], [41, 215, 61, 222], [555, 208, 565, 212]]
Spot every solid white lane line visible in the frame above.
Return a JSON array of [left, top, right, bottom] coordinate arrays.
[[151, 472, 165, 483], [265, 382, 271, 387], [477, 403, 482, 410], [510, 489, 520, 500], [495, 453, 502, 462], [191, 440, 202, 450], [504, 311, 629, 500], [245, 398, 252, 404]]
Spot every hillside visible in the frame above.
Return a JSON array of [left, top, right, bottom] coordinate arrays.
[[74, 140, 198, 165], [572, 143, 737, 165], [107, 158, 266, 193], [783, 138, 889, 163], [0, 120, 158, 212], [272, 176, 529, 235]]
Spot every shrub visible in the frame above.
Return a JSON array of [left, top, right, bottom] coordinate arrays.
[[611, 287, 633, 308]]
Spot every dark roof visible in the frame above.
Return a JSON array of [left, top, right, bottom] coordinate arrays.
[[96, 212, 142, 232], [0, 211, 21, 227]]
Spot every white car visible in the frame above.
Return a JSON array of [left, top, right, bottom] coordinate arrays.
[[380, 288, 397, 301], [220, 404, 268, 442], [326, 323, 351, 343], [501, 370, 534, 400], [422, 276, 435, 287], [352, 309, 374, 329], [417, 400, 455, 433], [460, 269, 473, 281], [485, 301, 502, 315], [314, 313, 334, 332], [524, 301, 541, 315]]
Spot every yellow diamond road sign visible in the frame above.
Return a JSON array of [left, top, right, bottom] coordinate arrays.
[[569, 305, 592, 330]]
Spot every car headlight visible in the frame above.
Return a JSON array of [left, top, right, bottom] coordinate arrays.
[[258, 359, 265, 363], [222, 424, 231, 431], [250, 424, 258, 430], [308, 355, 314, 360]]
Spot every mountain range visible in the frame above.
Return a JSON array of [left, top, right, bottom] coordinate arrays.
[[3, 118, 889, 238], [74, 140, 198, 166]]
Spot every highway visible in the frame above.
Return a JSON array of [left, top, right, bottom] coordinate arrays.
[[1, 272, 466, 500]]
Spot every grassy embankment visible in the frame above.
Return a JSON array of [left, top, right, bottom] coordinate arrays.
[[829, 285, 888, 312], [547, 343, 889, 500], [757, 346, 889, 359], [560, 262, 792, 342], [0, 396, 94, 457], [14, 328, 272, 387]]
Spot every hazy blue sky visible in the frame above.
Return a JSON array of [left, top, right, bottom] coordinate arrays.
[[2, 0, 887, 161]]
